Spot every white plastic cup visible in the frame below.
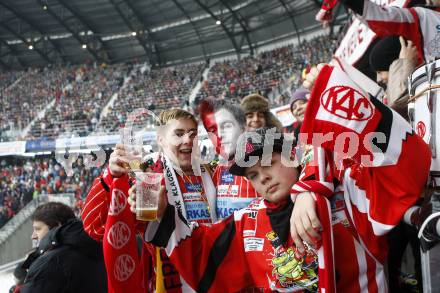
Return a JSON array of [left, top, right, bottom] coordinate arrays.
[[135, 172, 163, 221]]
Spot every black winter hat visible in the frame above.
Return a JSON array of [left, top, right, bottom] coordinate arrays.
[[369, 36, 401, 72], [229, 127, 295, 176]]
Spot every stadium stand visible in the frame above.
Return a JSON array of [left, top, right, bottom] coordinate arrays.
[[26, 63, 131, 139], [0, 36, 335, 228], [0, 157, 103, 229], [196, 35, 336, 107], [97, 62, 204, 133], [0, 67, 69, 142]]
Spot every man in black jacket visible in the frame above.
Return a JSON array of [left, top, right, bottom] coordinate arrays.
[[20, 202, 107, 293]]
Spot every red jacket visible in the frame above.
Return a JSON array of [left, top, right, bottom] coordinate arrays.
[[145, 197, 334, 292]]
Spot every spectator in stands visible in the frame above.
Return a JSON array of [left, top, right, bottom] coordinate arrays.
[[286, 87, 310, 139], [198, 98, 260, 219], [369, 36, 402, 90], [369, 36, 418, 120], [21, 202, 107, 293], [240, 93, 283, 131]]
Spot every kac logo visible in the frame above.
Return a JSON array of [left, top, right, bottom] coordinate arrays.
[[320, 86, 373, 121], [416, 121, 426, 138], [107, 221, 131, 249], [114, 254, 136, 282], [109, 189, 127, 216]]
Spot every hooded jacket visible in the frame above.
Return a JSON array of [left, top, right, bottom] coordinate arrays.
[[21, 219, 107, 293]]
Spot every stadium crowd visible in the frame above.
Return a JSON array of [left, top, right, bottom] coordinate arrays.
[[0, 67, 69, 142], [197, 35, 336, 107], [0, 36, 333, 142], [97, 62, 204, 133], [26, 63, 131, 139], [0, 157, 102, 229], [4, 0, 440, 290]]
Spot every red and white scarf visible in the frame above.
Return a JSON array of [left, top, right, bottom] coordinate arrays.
[[103, 175, 145, 293], [290, 146, 337, 293]]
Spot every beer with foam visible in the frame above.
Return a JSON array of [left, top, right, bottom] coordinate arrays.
[[136, 208, 158, 221], [135, 172, 163, 222]]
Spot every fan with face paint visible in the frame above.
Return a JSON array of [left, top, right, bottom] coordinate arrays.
[[199, 98, 246, 160]]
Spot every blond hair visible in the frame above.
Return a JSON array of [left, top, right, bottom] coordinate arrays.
[[157, 108, 197, 126]]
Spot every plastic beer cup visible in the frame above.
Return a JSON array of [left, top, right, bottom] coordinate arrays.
[[135, 172, 163, 221]]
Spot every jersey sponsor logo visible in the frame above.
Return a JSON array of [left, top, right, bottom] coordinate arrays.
[[109, 188, 127, 216], [217, 184, 240, 196], [114, 254, 136, 282], [185, 201, 210, 221], [220, 170, 234, 184], [330, 192, 345, 212], [332, 210, 351, 228], [107, 221, 131, 249], [320, 86, 373, 121], [217, 185, 230, 196], [330, 193, 350, 227], [182, 192, 202, 201], [230, 185, 239, 195], [184, 182, 202, 192], [243, 230, 256, 237], [216, 197, 255, 219], [244, 237, 264, 252]]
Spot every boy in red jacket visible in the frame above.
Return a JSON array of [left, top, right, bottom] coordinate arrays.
[[144, 128, 335, 292]]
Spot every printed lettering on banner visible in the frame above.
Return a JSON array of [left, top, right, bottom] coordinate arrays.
[[244, 237, 264, 252], [107, 221, 131, 249], [320, 86, 373, 121], [114, 254, 136, 282], [109, 189, 127, 216], [248, 211, 258, 219]]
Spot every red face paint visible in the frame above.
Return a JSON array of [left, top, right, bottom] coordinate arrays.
[[201, 111, 222, 154]]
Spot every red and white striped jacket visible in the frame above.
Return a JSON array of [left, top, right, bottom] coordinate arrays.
[[298, 64, 432, 292]]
